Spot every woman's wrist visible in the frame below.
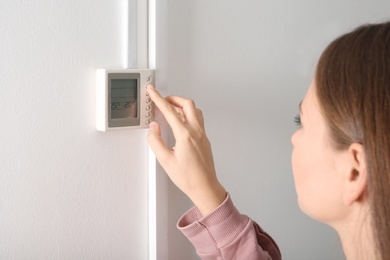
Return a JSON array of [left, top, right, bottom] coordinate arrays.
[[189, 182, 227, 216]]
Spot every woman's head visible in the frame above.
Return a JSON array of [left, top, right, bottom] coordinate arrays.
[[315, 21, 390, 259]]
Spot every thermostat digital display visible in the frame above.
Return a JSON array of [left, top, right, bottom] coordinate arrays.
[[110, 78, 138, 119], [96, 69, 154, 131]]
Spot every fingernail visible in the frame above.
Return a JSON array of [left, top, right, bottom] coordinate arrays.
[[147, 84, 155, 90], [149, 121, 157, 129]]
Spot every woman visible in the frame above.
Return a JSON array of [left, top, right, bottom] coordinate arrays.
[[146, 21, 390, 259]]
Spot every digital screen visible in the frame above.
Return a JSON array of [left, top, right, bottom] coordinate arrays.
[[110, 79, 138, 119]]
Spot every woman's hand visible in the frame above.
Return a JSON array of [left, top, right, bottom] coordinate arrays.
[[146, 84, 226, 216]]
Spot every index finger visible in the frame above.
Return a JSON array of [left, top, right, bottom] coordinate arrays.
[[147, 84, 184, 130], [165, 96, 199, 122]]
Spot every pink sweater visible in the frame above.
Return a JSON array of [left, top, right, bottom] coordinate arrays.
[[178, 194, 281, 259]]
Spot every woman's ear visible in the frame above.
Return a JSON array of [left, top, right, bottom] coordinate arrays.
[[343, 143, 368, 206]]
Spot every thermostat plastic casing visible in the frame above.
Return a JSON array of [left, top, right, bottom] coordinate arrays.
[[96, 69, 154, 131]]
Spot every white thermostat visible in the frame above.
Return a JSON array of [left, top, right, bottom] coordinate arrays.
[[96, 69, 154, 131]]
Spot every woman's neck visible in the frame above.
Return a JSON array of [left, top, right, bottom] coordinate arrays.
[[332, 205, 379, 260]]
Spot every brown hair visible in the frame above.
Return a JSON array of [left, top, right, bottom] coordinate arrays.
[[315, 21, 390, 259]]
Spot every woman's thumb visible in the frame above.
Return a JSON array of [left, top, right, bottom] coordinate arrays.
[[147, 122, 171, 165]]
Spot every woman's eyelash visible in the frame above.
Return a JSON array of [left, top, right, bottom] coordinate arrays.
[[294, 115, 301, 126]]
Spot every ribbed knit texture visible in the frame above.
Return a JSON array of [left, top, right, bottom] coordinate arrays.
[[178, 194, 281, 259]]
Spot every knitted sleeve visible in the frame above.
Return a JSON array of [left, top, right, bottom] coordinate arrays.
[[177, 194, 281, 260]]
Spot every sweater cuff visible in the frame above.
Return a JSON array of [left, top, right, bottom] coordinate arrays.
[[177, 193, 250, 254]]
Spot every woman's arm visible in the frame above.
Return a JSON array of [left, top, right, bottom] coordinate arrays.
[[146, 85, 281, 259]]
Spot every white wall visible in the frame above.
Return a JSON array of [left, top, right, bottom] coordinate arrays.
[[163, 1, 390, 259], [2, 1, 390, 259], [0, 1, 149, 259]]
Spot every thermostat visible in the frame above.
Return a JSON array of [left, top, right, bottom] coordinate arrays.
[[96, 69, 154, 131]]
